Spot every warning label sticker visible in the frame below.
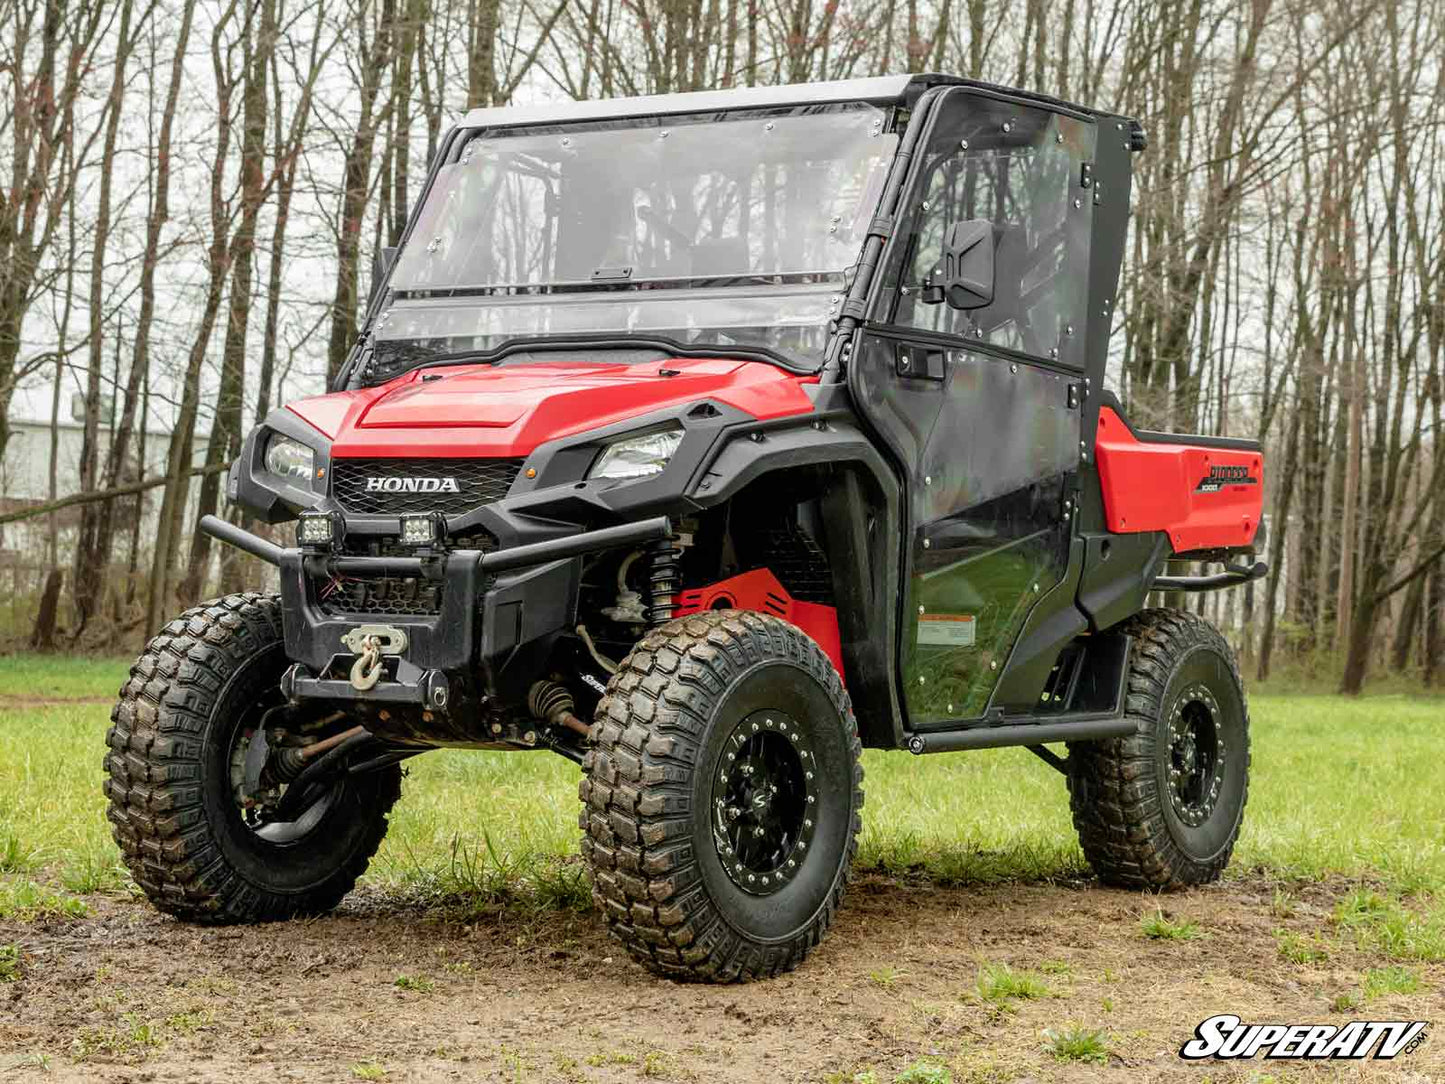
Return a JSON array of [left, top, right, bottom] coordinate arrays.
[[917, 613, 976, 647]]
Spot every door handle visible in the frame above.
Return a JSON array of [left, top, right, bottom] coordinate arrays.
[[895, 344, 946, 381]]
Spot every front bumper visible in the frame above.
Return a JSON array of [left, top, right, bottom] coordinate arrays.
[[200, 514, 669, 741]]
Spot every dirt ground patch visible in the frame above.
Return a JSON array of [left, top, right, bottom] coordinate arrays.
[[1, 874, 1439, 1083], [0, 696, 113, 709]]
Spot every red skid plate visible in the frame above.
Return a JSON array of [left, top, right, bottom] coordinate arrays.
[[673, 568, 845, 683], [1094, 406, 1263, 553]]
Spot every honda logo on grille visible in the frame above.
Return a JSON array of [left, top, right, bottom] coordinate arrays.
[[364, 476, 461, 493]]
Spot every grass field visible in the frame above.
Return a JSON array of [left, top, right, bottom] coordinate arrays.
[[1, 653, 1442, 915], [3, 654, 1443, 1082]]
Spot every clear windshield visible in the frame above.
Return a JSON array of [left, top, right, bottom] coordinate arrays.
[[369, 104, 897, 379]]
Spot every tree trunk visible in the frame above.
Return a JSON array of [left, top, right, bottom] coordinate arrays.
[[30, 570, 64, 652], [72, 0, 138, 634], [325, 0, 397, 383], [146, 4, 240, 633], [183, 0, 275, 605], [92, 0, 198, 623]]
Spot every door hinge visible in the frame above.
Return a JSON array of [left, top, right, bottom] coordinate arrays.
[[1067, 382, 1082, 409], [1080, 162, 1094, 189]]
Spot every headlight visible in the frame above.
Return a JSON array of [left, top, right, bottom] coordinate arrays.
[[588, 428, 684, 481], [263, 435, 315, 485]]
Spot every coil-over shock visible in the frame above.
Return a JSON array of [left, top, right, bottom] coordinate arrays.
[[645, 536, 683, 627]]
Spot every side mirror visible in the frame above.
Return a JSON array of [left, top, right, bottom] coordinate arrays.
[[921, 219, 994, 310], [368, 245, 399, 307]]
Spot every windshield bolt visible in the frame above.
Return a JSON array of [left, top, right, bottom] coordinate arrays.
[[1056, 132, 1064, 144], [1002, 121, 1013, 133], [1065, 325, 1075, 336], [960, 139, 969, 150], [1074, 197, 1083, 209], [921, 200, 930, 211], [560, 137, 571, 147], [1050, 348, 1059, 359], [659, 129, 669, 139], [765, 122, 775, 131], [426, 237, 441, 252]]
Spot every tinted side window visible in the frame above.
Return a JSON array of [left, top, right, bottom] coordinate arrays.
[[892, 93, 1095, 366]]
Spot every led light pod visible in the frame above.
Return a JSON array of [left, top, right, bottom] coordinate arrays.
[[399, 512, 446, 547], [296, 510, 340, 548]]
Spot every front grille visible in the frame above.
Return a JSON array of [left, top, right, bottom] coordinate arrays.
[[312, 530, 498, 618], [330, 457, 524, 516], [321, 575, 445, 617]]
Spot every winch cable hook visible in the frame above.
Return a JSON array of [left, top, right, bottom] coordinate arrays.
[[349, 634, 385, 691]]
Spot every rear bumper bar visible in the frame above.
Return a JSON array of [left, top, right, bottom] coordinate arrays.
[[1153, 560, 1267, 594]]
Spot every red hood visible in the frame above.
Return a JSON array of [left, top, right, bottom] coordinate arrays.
[[287, 357, 817, 458]]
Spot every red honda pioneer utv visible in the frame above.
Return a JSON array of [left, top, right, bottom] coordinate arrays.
[[106, 74, 1265, 982]]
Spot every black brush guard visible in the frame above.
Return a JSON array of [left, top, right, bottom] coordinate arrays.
[[199, 514, 671, 738]]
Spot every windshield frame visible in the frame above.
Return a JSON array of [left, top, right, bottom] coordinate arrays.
[[347, 101, 902, 388]]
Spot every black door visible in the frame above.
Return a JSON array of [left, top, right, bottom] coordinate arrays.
[[849, 88, 1097, 727]]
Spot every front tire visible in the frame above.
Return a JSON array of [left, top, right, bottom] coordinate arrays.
[[581, 611, 863, 982], [1067, 608, 1250, 889], [104, 593, 400, 922]]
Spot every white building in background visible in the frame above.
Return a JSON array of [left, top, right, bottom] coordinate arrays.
[[0, 409, 209, 588]]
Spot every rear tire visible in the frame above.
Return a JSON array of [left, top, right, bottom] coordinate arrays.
[[104, 593, 400, 922], [581, 611, 863, 982], [1066, 608, 1250, 889]]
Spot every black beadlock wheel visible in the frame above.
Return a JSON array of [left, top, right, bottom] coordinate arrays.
[[104, 593, 401, 922], [1066, 608, 1250, 889], [580, 610, 864, 982]]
